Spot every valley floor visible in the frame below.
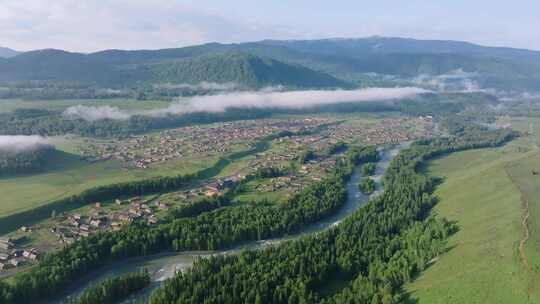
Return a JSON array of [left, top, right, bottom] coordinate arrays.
[[0, 151, 216, 218], [406, 136, 540, 303]]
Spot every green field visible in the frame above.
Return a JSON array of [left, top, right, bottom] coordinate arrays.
[[234, 178, 290, 204], [502, 116, 540, 279], [406, 137, 540, 303], [0, 150, 216, 218]]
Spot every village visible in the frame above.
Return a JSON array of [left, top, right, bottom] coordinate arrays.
[[77, 118, 330, 169], [235, 116, 436, 196], [0, 114, 437, 274], [0, 236, 40, 272], [56, 198, 169, 243], [76, 115, 434, 171]]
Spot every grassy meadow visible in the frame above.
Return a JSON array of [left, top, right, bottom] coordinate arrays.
[[502, 115, 540, 279], [406, 136, 540, 303], [0, 150, 217, 218], [506, 152, 540, 284]]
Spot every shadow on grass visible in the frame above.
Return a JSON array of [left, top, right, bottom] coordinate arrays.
[[400, 222, 461, 304], [0, 149, 85, 180]]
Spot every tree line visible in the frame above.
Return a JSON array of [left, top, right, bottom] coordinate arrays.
[[69, 270, 150, 304], [358, 178, 375, 195], [361, 163, 376, 176], [0, 108, 271, 138]]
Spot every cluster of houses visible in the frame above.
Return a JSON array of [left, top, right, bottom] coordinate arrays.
[[204, 177, 243, 197], [240, 135, 344, 194], [77, 118, 329, 169], [230, 117, 436, 197], [0, 237, 40, 272], [76, 116, 433, 176], [52, 199, 169, 245], [325, 117, 436, 145]]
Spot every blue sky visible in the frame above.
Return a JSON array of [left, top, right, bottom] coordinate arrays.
[[1, 0, 539, 52]]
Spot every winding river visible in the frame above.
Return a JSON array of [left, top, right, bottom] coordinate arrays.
[[53, 142, 410, 303]]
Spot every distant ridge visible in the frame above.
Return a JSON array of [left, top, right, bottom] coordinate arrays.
[[258, 36, 540, 61], [1, 37, 540, 92], [0, 47, 19, 58]]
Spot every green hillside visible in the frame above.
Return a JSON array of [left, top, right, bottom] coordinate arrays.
[[257, 38, 540, 90], [134, 50, 348, 88], [0, 48, 347, 89], [260, 37, 540, 61], [406, 137, 540, 303]]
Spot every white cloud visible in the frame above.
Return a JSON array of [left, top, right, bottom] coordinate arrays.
[[61, 87, 427, 120], [154, 87, 427, 115], [0, 0, 285, 52], [0, 135, 54, 153], [63, 105, 130, 121]]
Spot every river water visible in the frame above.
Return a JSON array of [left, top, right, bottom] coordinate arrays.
[[54, 142, 410, 303]]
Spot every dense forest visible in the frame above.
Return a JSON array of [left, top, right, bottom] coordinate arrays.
[[146, 127, 516, 304], [70, 270, 150, 304], [358, 178, 376, 195], [0, 144, 56, 175], [0, 146, 379, 304], [361, 163, 376, 176]]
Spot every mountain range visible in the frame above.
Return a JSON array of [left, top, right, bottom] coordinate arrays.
[[2, 37, 540, 92]]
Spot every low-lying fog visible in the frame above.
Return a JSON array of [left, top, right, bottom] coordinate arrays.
[[0, 135, 55, 153], [62, 87, 427, 122]]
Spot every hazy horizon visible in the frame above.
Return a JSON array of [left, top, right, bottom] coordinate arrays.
[[4, 35, 540, 55], [2, 0, 540, 53]]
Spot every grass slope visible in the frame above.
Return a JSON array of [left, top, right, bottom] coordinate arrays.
[[506, 152, 540, 286], [406, 137, 539, 303]]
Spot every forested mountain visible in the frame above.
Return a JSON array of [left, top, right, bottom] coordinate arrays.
[[0, 47, 19, 58], [131, 51, 348, 88], [0, 48, 347, 89], [2, 37, 540, 96], [256, 38, 540, 91], [260, 37, 540, 61]]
